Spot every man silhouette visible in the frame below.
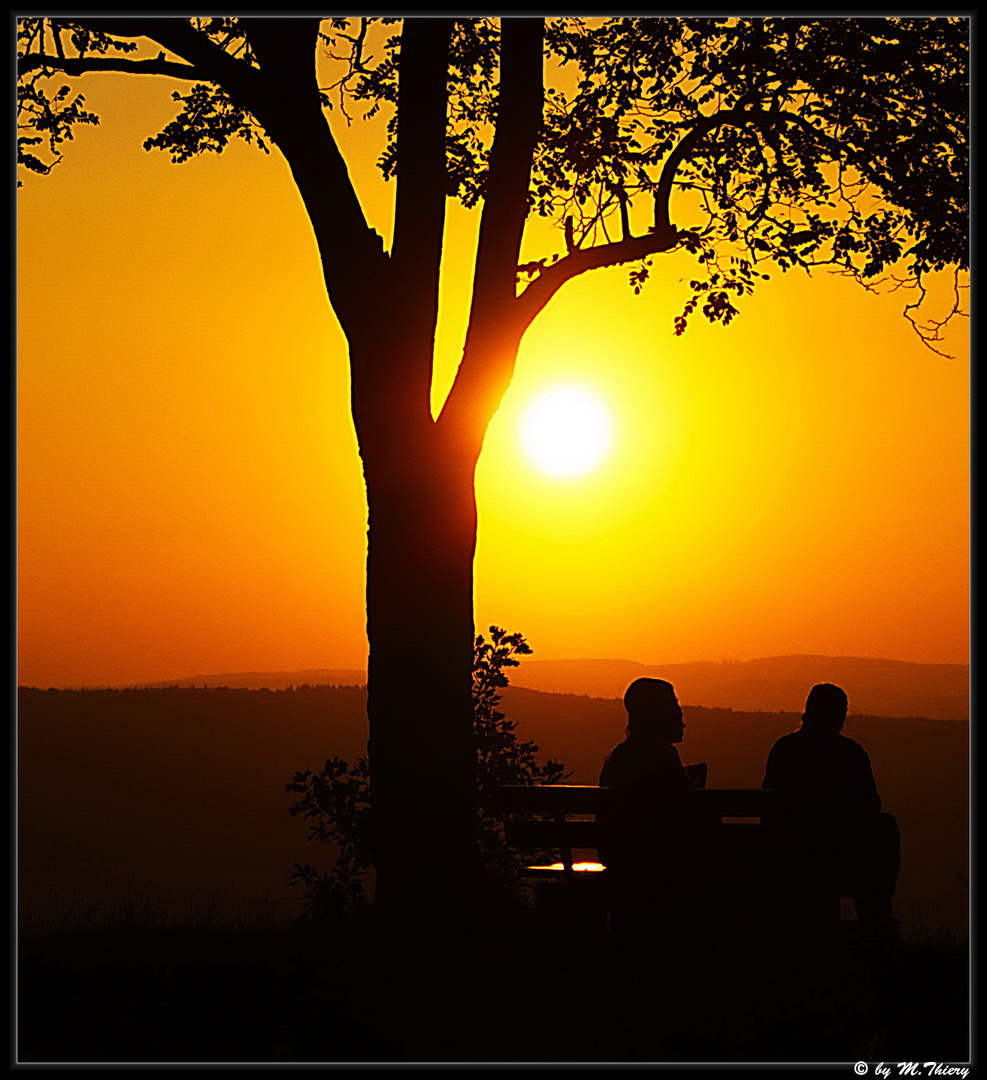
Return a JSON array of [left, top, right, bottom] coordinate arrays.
[[763, 683, 900, 934], [598, 679, 711, 928], [600, 677, 705, 792]]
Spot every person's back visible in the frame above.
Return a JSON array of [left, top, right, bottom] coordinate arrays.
[[762, 683, 899, 932], [763, 727, 881, 830]]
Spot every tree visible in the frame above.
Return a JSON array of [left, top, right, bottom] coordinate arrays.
[[17, 17, 968, 917]]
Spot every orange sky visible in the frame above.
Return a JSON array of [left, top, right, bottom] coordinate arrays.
[[16, 47, 970, 688]]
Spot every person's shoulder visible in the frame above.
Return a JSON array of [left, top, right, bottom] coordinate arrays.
[[600, 739, 630, 784], [837, 734, 871, 758], [604, 738, 631, 761], [768, 731, 801, 752], [636, 737, 683, 765]]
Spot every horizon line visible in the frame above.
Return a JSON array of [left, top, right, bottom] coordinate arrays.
[[17, 650, 971, 693]]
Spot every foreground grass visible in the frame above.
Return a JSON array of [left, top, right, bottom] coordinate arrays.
[[19, 885, 295, 940], [17, 893, 970, 1066]]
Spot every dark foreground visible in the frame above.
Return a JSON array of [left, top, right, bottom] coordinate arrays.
[[17, 912, 970, 1066]]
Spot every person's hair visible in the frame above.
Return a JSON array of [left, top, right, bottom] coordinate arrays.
[[623, 678, 680, 736], [800, 683, 848, 733]]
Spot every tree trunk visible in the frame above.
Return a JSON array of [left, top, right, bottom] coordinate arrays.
[[354, 340, 485, 921], [245, 17, 538, 922]]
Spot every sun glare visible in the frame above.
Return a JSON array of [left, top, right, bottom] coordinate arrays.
[[520, 386, 613, 479]]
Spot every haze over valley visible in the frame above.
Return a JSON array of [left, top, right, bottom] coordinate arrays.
[[130, 653, 970, 722]]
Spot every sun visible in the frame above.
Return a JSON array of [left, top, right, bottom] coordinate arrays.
[[519, 385, 614, 479]]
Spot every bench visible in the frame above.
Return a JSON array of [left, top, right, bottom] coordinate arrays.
[[492, 783, 777, 870], [489, 785, 839, 930]]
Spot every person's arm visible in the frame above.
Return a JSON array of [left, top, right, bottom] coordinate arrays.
[[855, 746, 883, 815], [599, 752, 613, 787], [684, 762, 708, 789], [666, 744, 697, 789], [762, 743, 781, 789]]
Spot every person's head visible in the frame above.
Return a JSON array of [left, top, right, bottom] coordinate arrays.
[[623, 678, 685, 741], [800, 683, 848, 734]]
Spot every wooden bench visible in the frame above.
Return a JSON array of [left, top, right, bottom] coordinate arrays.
[[492, 784, 777, 872], [489, 785, 837, 930]]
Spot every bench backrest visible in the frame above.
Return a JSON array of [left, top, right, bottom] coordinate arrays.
[[490, 785, 778, 873]]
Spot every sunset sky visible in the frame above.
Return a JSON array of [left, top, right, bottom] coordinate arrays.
[[17, 40, 970, 689]]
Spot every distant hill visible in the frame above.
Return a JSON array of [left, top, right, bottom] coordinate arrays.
[[117, 654, 968, 721], [140, 668, 368, 690], [508, 655, 969, 722]]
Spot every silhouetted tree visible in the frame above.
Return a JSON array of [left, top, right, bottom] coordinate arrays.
[[286, 626, 565, 916], [18, 17, 968, 917]]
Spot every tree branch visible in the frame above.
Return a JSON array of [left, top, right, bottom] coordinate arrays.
[[236, 55, 390, 339], [652, 109, 765, 233], [70, 17, 261, 104], [438, 18, 544, 445], [391, 19, 453, 303], [515, 106, 795, 331], [468, 18, 544, 318], [515, 226, 680, 332], [237, 18, 319, 79], [164, 19, 389, 336], [60, 17, 166, 40], [19, 52, 199, 80], [369, 18, 456, 422], [24, 18, 388, 338]]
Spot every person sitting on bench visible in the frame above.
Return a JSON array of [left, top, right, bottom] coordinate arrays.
[[762, 682, 900, 934], [600, 677, 706, 794], [598, 678, 713, 926]]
